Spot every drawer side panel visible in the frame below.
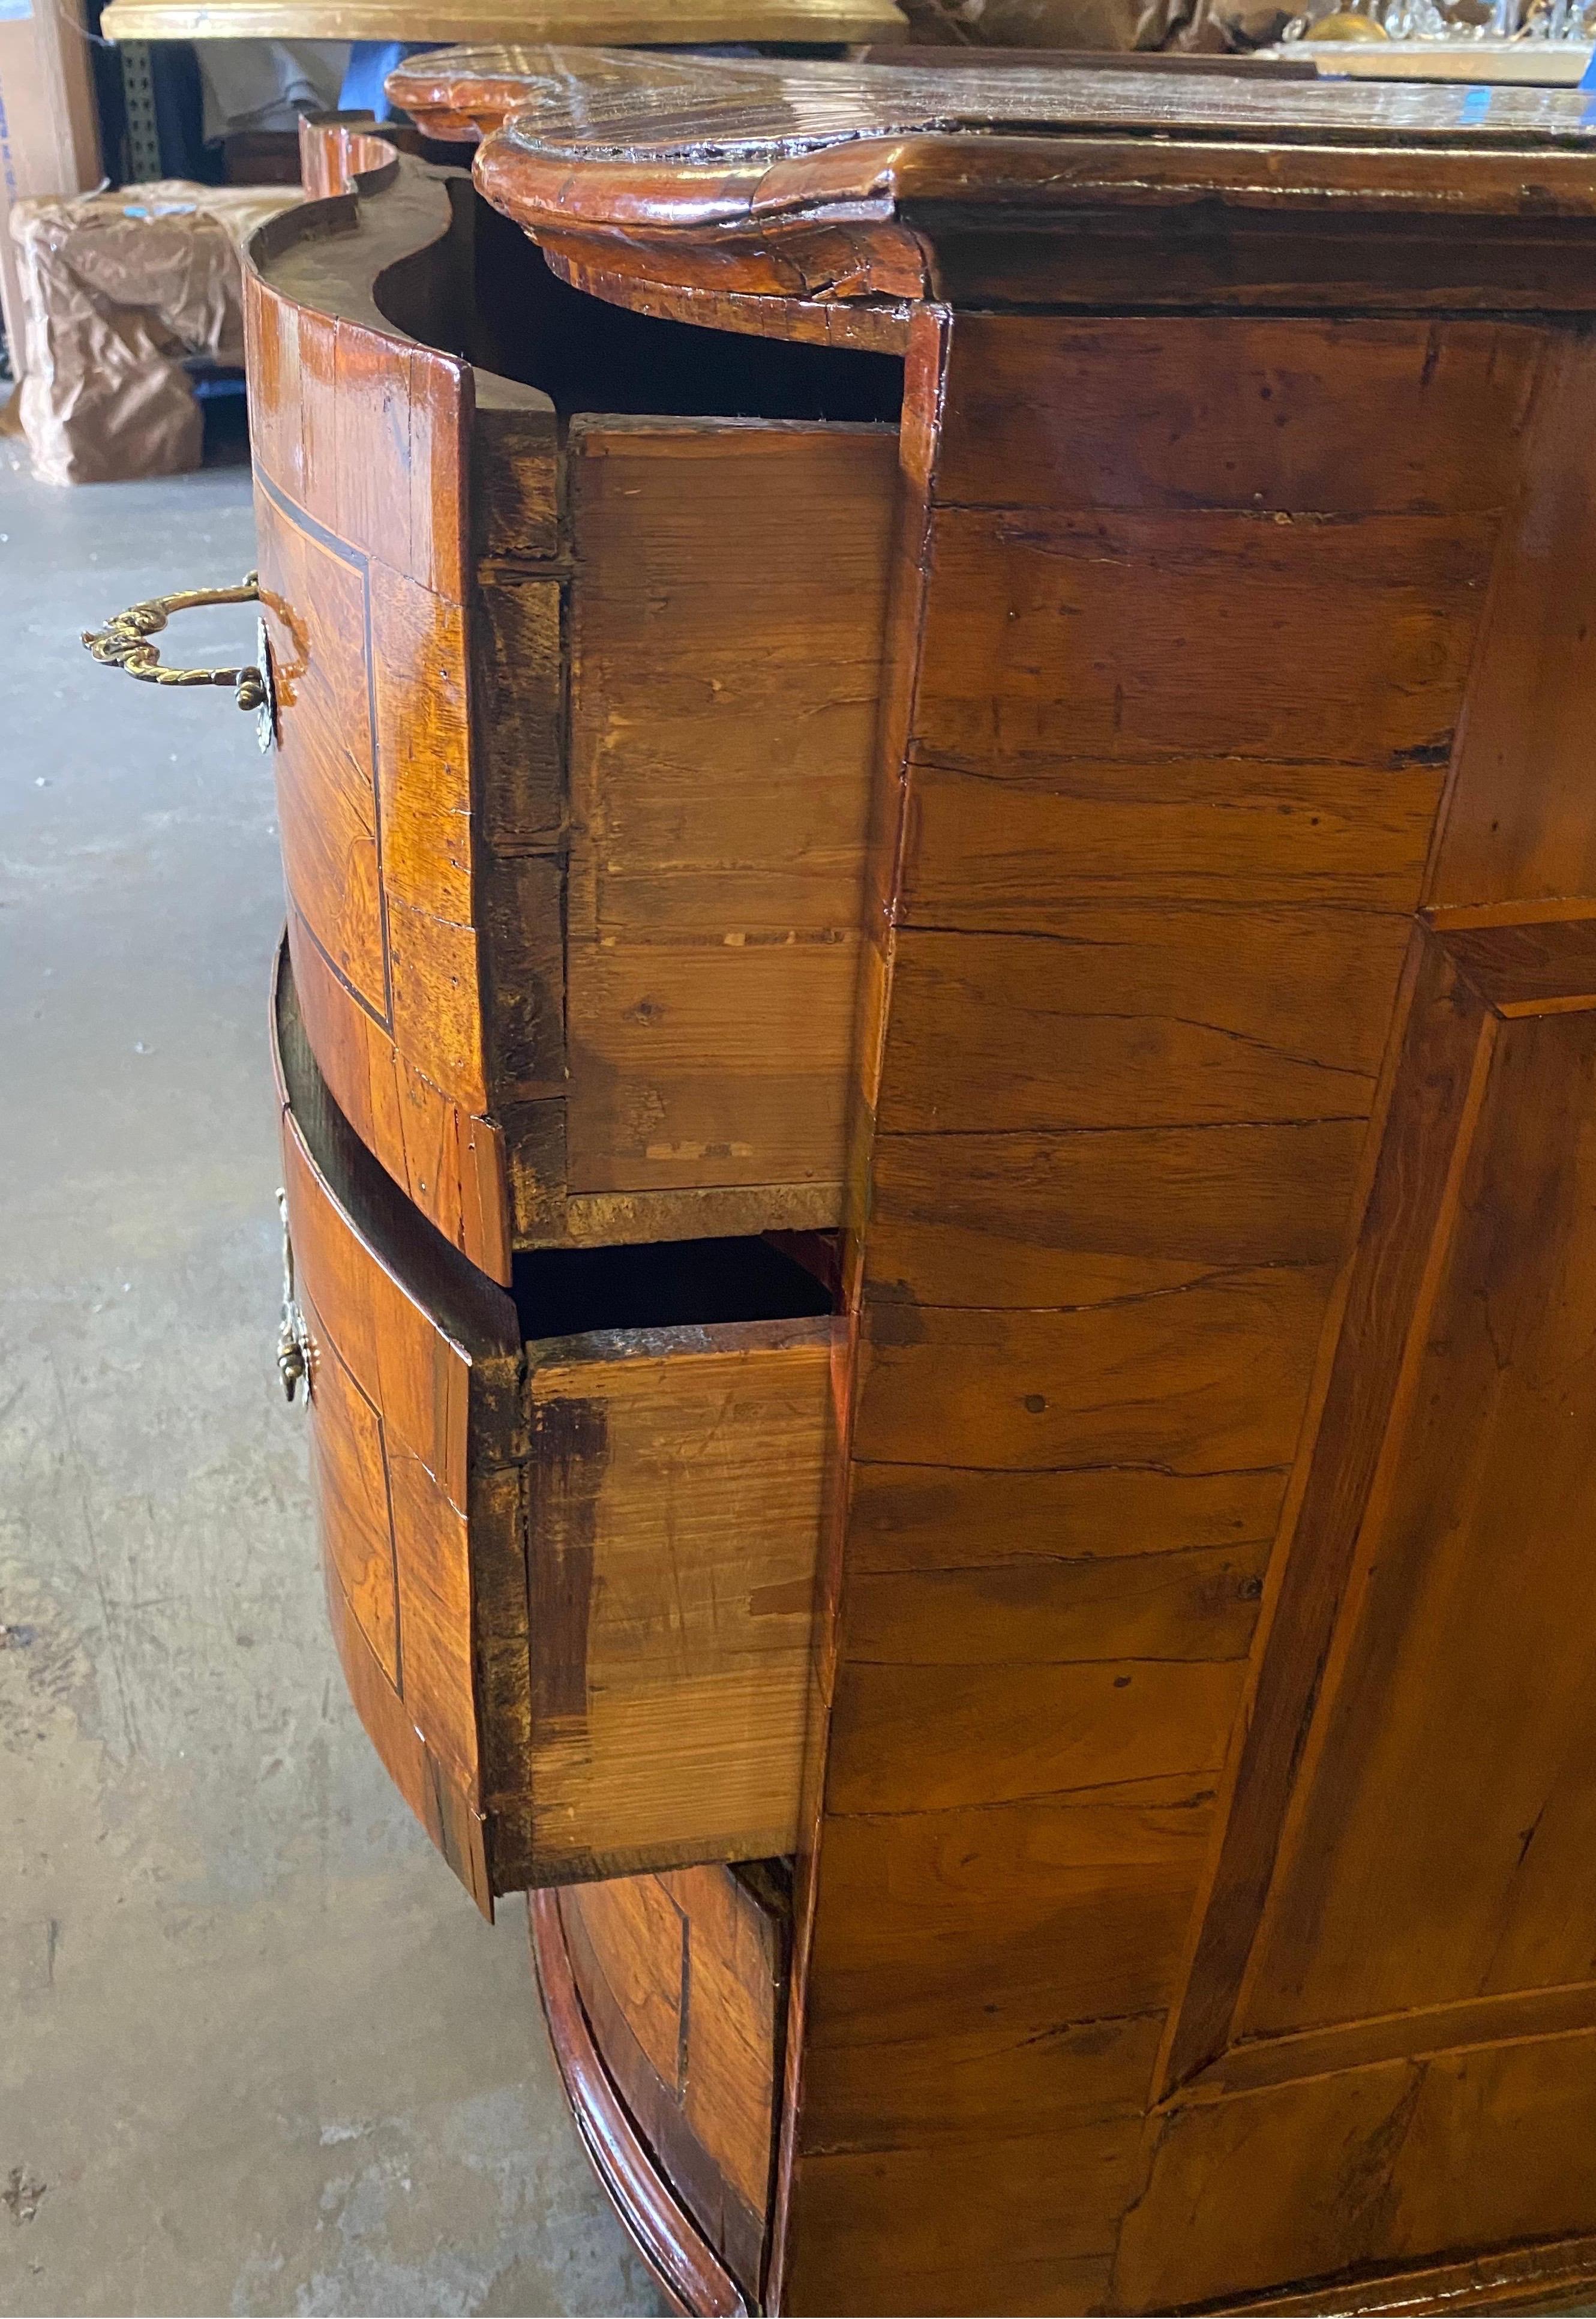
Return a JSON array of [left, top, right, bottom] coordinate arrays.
[[521, 1322, 832, 1880], [245, 235, 516, 1281], [565, 418, 895, 1204]]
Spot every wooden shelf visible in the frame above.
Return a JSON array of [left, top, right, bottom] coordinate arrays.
[[99, 0, 904, 44]]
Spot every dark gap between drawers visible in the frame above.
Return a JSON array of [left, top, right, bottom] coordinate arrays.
[[382, 179, 904, 426], [512, 1233, 837, 1344]]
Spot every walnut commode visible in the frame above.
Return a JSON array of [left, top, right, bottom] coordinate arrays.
[[84, 49, 1596, 2317]]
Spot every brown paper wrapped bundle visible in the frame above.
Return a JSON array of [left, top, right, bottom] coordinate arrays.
[[10, 180, 297, 486]]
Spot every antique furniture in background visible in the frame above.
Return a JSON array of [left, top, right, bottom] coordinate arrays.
[[83, 45, 1596, 2315]]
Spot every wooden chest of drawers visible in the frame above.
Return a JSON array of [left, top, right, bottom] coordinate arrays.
[[71, 41, 1596, 2318]]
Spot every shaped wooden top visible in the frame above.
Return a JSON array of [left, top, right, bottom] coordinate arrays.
[[386, 41, 768, 139], [469, 45, 1596, 316], [100, 0, 903, 49], [388, 38, 1316, 137], [476, 43, 1596, 161]]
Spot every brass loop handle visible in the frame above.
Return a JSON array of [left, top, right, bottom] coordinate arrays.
[[82, 573, 268, 714]]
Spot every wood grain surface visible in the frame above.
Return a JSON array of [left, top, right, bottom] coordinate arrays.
[[565, 417, 894, 1205], [248, 143, 899, 1272], [472, 49, 1596, 319], [274, 944, 835, 1904], [764, 292, 1596, 2318], [272, 943, 520, 1913], [277, 73, 1596, 2319], [104, 0, 906, 44], [530, 1885, 764, 2319], [248, 160, 517, 1278], [559, 1863, 787, 2297], [518, 1317, 833, 1882]]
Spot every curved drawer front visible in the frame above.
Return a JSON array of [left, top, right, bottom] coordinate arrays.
[[274, 940, 525, 1912], [247, 164, 533, 1284], [245, 152, 897, 1281], [558, 1863, 788, 2305], [273, 942, 832, 1909]]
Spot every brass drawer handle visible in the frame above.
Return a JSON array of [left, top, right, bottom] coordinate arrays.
[[82, 573, 269, 715]]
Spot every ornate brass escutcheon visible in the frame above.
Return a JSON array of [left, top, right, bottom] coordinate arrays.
[[277, 1190, 313, 1406]]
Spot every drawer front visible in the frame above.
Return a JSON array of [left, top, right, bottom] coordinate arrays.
[[559, 1863, 788, 2301], [245, 169, 558, 1286], [272, 942, 527, 1913], [274, 941, 830, 1902]]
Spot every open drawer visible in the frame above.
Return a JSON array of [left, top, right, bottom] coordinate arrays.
[[272, 939, 835, 1913], [245, 137, 901, 1285]]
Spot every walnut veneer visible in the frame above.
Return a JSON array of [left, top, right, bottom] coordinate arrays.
[[246, 139, 901, 1281], [233, 57, 1596, 2317]]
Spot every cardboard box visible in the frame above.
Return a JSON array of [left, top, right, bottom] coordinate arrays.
[[0, 0, 103, 362]]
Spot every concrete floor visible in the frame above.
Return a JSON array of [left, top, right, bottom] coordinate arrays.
[[0, 450, 662, 2317]]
